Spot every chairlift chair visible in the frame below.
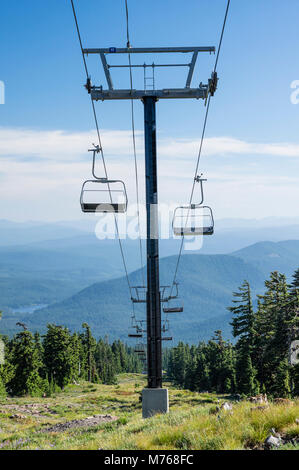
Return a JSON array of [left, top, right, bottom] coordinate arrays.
[[162, 319, 170, 333], [172, 175, 214, 236], [131, 286, 147, 304], [173, 205, 214, 236], [80, 146, 128, 213], [80, 178, 128, 213], [163, 298, 184, 314], [128, 334, 143, 339], [134, 344, 146, 354]]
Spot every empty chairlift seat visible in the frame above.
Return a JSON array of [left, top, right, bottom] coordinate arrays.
[[163, 299, 184, 314], [173, 205, 214, 236], [80, 179, 128, 213], [134, 343, 146, 354]]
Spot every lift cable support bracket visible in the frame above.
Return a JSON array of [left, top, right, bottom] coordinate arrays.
[[83, 46, 216, 101]]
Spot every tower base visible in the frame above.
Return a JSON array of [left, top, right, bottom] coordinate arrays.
[[142, 388, 169, 419]]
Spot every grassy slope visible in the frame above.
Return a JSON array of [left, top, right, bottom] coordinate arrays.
[[0, 374, 298, 451]]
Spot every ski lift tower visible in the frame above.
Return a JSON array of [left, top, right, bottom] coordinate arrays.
[[83, 45, 217, 418]]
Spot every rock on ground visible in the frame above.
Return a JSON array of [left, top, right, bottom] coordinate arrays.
[[264, 435, 282, 448]]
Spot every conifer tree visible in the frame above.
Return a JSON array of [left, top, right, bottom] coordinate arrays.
[[82, 323, 98, 383], [184, 345, 197, 391], [172, 342, 188, 388], [95, 338, 117, 384], [255, 272, 291, 392], [0, 375, 6, 397], [229, 281, 255, 352], [272, 358, 291, 398], [205, 331, 235, 393], [235, 346, 256, 395], [291, 268, 299, 291], [43, 325, 74, 389], [194, 349, 210, 392], [9, 330, 44, 396], [70, 333, 81, 383]]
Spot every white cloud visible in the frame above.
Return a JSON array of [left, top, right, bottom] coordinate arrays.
[[2, 127, 299, 161], [159, 136, 299, 158], [0, 127, 142, 161], [0, 127, 299, 221]]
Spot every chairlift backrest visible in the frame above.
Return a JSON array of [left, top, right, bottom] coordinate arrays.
[[80, 179, 128, 213], [80, 147, 128, 213], [172, 175, 214, 236], [131, 286, 147, 304], [173, 205, 214, 236], [163, 298, 184, 314]]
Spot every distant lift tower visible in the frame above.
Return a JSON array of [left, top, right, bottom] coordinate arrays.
[[83, 45, 217, 418]]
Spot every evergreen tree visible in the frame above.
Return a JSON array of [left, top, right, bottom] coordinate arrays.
[[8, 331, 44, 396], [229, 281, 255, 352], [95, 339, 117, 384], [34, 332, 45, 378], [205, 331, 235, 393], [255, 272, 291, 393], [171, 342, 188, 388], [70, 333, 81, 383], [0, 375, 6, 397], [194, 349, 210, 392], [291, 268, 299, 292], [272, 358, 291, 398], [43, 325, 74, 389], [235, 346, 256, 395], [82, 323, 98, 383], [184, 345, 197, 391]]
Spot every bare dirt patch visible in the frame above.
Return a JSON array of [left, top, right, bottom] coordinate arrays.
[[0, 403, 57, 418], [42, 414, 118, 433]]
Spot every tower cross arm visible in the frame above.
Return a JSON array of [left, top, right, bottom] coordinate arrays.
[[83, 46, 215, 55], [89, 87, 209, 101]]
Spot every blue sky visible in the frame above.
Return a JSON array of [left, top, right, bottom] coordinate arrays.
[[0, 0, 299, 222]]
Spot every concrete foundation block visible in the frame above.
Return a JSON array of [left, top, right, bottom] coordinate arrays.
[[142, 388, 169, 419]]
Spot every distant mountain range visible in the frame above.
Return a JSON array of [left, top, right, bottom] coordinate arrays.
[[1, 239, 298, 342], [0, 218, 298, 342]]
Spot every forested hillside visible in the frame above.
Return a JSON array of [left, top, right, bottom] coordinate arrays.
[[1, 269, 298, 399], [0, 322, 141, 398], [165, 269, 299, 397]]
